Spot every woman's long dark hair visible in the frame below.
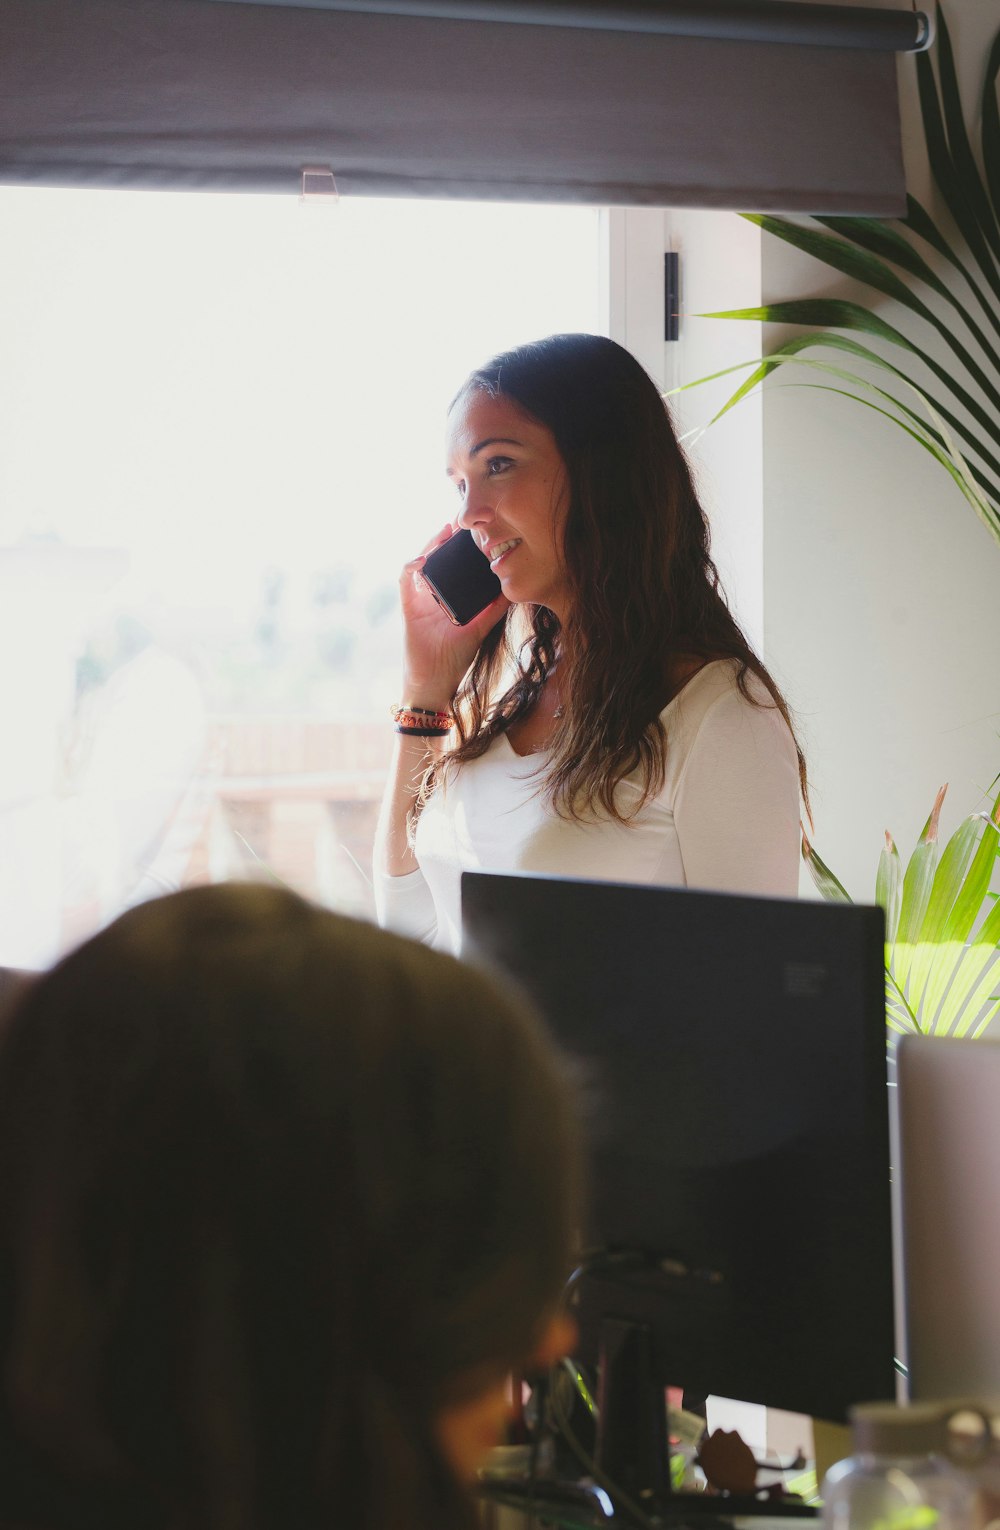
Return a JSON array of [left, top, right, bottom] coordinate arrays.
[[0, 884, 579, 1530], [437, 332, 807, 822]]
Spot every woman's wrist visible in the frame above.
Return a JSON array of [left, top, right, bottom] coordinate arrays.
[[391, 703, 453, 737], [399, 680, 455, 713]]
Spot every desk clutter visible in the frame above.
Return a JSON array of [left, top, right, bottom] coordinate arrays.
[[477, 1398, 1000, 1530]]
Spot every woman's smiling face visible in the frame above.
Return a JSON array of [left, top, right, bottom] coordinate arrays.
[[446, 389, 571, 619]]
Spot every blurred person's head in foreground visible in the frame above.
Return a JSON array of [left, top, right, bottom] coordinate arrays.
[[0, 883, 580, 1530]]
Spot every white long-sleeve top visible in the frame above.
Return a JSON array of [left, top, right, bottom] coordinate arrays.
[[375, 659, 801, 954]]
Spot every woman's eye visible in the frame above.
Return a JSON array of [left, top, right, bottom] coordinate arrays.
[[485, 456, 514, 477]]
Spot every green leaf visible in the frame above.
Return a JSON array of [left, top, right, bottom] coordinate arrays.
[[940, 792, 1000, 948], [907, 810, 988, 1021], [886, 968, 920, 1036], [769, 330, 1000, 494], [679, 336, 1000, 528], [800, 823, 853, 904], [744, 214, 936, 316], [983, 21, 1000, 226], [701, 302, 1000, 495], [694, 342, 1000, 539], [698, 355, 784, 423], [934, 3, 1000, 260], [892, 786, 947, 1005], [702, 299, 917, 350], [924, 811, 995, 943], [935, 892, 1000, 1037], [789, 786, 1000, 1046], [971, 995, 1000, 1039], [915, 27, 1000, 305], [812, 215, 948, 295], [668, 345, 982, 490], [876, 832, 903, 944], [902, 195, 1000, 346], [743, 214, 1000, 405], [793, 381, 998, 531], [928, 796, 1000, 1036], [772, 334, 1000, 504], [812, 212, 1000, 373]]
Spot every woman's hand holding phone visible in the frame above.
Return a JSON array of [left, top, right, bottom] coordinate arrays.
[[399, 524, 509, 710]]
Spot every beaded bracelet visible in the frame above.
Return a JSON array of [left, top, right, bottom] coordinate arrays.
[[391, 703, 454, 737]]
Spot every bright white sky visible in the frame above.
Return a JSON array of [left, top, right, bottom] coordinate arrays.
[[0, 187, 601, 615]]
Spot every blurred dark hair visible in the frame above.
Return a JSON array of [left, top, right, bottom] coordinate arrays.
[[438, 332, 807, 821], [0, 884, 579, 1530]]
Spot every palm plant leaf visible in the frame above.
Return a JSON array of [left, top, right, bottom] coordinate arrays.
[[876, 833, 903, 944], [792, 382, 998, 532], [811, 214, 953, 296], [923, 826, 1000, 1028], [876, 837, 919, 1035], [927, 792, 1000, 1034], [922, 800, 994, 943], [914, 12, 1000, 298], [742, 213, 1000, 396], [745, 213, 940, 313], [930, 4, 1000, 261], [675, 342, 1000, 527], [799, 824, 851, 903], [935, 890, 1000, 1036], [893, 786, 946, 996], [705, 297, 912, 348], [823, 342, 1000, 506], [903, 802, 996, 1022], [690, 330, 1000, 496], [705, 299, 1000, 474], [804, 786, 1000, 1042], [885, 968, 920, 1036], [971, 999, 1000, 1040], [810, 209, 1000, 363], [983, 24, 1000, 222], [902, 195, 1000, 342]]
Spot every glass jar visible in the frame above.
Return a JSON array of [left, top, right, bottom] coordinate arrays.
[[822, 1401, 981, 1530]]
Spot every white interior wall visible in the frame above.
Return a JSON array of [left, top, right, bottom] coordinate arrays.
[[760, 0, 1000, 900], [603, 206, 765, 656], [666, 211, 765, 660]]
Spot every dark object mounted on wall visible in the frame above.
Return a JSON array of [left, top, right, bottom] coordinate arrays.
[[664, 252, 680, 343], [0, 0, 925, 212]]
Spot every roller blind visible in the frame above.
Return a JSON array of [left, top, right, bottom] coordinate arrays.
[[0, 0, 912, 212], [216, 0, 929, 51]]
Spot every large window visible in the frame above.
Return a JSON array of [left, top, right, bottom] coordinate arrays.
[[1, 188, 601, 967]]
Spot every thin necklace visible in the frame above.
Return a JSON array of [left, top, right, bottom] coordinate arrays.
[[547, 654, 565, 719]]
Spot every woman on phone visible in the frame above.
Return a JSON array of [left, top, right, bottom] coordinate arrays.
[[375, 332, 805, 953], [0, 883, 578, 1530]]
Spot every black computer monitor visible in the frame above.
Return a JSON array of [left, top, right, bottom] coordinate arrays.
[[461, 873, 895, 1469]]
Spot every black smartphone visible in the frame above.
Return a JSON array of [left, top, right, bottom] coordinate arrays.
[[420, 529, 502, 626]]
